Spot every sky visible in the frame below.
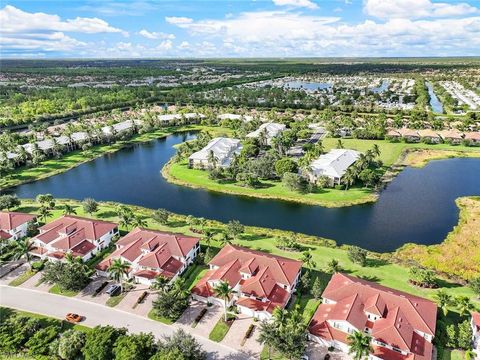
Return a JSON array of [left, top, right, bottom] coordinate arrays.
[[1, 0, 480, 58]]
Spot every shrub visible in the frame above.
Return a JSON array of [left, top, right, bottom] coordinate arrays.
[[31, 260, 45, 271], [137, 291, 148, 304], [26, 325, 60, 356], [275, 158, 298, 177], [347, 246, 368, 266], [192, 308, 208, 328]]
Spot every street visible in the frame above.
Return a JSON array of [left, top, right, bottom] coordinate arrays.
[[0, 285, 252, 360]]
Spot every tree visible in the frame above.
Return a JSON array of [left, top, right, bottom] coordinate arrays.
[[56, 329, 86, 360], [347, 331, 372, 360], [131, 215, 147, 229], [455, 296, 475, 317], [113, 332, 156, 360], [342, 167, 357, 190], [207, 150, 218, 168], [311, 277, 325, 300], [409, 266, 437, 288], [82, 198, 98, 216], [82, 325, 127, 360], [38, 206, 52, 223], [326, 258, 341, 274], [152, 275, 170, 292], [0, 194, 21, 211], [274, 158, 298, 177], [347, 246, 368, 266], [469, 276, 480, 298], [157, 329, 207, 360], [12, 238, 35, 269], [458, 319, 473, 350], [214, 281, 233, 322], [301, 250, 316, 269], [445, 324, 458, 348], [25, 325, 59, 356], [108, 259, 130, 291], [257, 320, 277, 360], [41, 261, 90, 291], [117, 206, 134, 230], [152, 208, 170, 225], [63, 204, 77, 216], [36, 194, 55, 209], [434, 290, 452, 316], [226, 220, 244, 240], [282, 172, 310, 193], [152, 279, 190, 321], [151, 348, 186, 360], [0, 314, 41, 353]]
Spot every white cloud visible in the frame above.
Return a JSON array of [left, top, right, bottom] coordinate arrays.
[[138, 29, 175, 40], [0, 5, 126, 34], [364, 0, 478, 19], [165, 16, 193, 25], [177, 41, 190, 49], [157, 39, 173, 51], [272, 0, 318, 10]]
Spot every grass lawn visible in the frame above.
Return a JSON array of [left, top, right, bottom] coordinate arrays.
[[106, 292, 127, 307], [289, 293, 321, 324], [147, 309, 174, 325], [182, 263, 209, 290], [165, 138, 480, 207], [48, 284, 79, 297], [437, 349, 465, 360], [209, 315, 235, 342], [260, 347, 288, 360], [8, 270, 36, 287]]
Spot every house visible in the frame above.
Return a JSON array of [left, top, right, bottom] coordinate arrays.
[[0, 211, 36, 241], [188, 137, 243, 169], [308, 273, 437, 360], [465, 132, 480, 145], [397, 128, 420, 143], [246, 122, 286, 145], [472, 312, 480, 359], [191, 244, 302, 320], [438, 130, 464, 145], [417, 129, 441, 144], [96, 228, 200, 285], [386, 129, 402, 141], [31, 216, 118, 262], [306, 149, 360, 186], [218, 113, 253, 122]]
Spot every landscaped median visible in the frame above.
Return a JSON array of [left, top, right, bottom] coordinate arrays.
[[209, 313, 237, 342]]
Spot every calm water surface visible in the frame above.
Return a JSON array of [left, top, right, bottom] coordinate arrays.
[[9, 132, 480, 252], [426, 81, 444, 113]]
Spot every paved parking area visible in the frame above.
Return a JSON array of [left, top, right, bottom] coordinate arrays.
[[185, 302, 223, 337], [75, 276, 111, 305], [176, 299, 206, 328], [116, 285, 150, 314], [222, 314, 262, 358], [19, 271, 52, 292], [305, 342, 352, 360], [0, 262, 28, 285]]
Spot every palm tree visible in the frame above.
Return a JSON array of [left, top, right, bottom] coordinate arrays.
[[258, 128, 268, 148], [108, 259, 130, 292], [63, 204, 77, 216], [326, 258, 341, 274], [336, 139, 344, 149], [152, 275, 170, 292], [131, 215, 147, 229], [214, 281, 233, 322], [65, 252, 83, 264], [202, 229, 214, 248], [371, 144, 381, 158], [342, 167, 357, 190], [347, 331, 372, 360], [38, 206, 51, 223], [434, 290, 452, 316], [258, 321, 277, 360], [12, 238, 35, 269], [207, 150, 218, 168], [271, 307, 288, 331], [301, 251, 316, 270], [455, 296, 475, 317], [217, 231, 230, 245]]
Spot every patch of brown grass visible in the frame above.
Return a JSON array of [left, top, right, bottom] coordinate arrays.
[[402, 149, 480, 168]]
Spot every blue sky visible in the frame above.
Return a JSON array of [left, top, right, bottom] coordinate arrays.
[[1, 0, 480, 58]]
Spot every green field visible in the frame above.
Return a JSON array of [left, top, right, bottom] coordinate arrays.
[[165, 138, 480, 207]]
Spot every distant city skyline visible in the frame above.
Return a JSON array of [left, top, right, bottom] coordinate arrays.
[[1, 0, 480, 58]]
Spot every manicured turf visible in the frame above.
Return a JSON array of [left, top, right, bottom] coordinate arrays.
[[48, 284, 79, 297], [209, 316, 235, 342], [183, 264, 209, 290], [147, 309, 174, 325], [106, 292, 127, 307], [8, 270, 36, 287]]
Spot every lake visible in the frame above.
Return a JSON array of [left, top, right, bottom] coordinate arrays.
[[371, 80, 390, 94], [8, 132, 480, 252], [426, 81, 444, 113]]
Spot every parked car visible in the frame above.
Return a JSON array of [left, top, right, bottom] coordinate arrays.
[[65, 313, 83, 323], [105, 284, 121, 296]]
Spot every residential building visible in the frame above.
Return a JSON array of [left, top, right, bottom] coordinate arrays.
[[397, 128, 420, 142], [472, 312, 480, 359], [465, 132, 480, 145], [438, 130, 464, 145], [191, 244, 302, 320], [306, 149, 360, 186], [386, 129, 402, 141], [96, 228, 200, 285], [218, 113, 253, 122], [417, 129, 441, 144], [189, 137, 243, 169], [308, 273, 437, 360], [0, 211, 36, 241], [246, 122, 286, 145], [31, 216, 118, 262]]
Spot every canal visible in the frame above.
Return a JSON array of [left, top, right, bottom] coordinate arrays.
[[8, 132, 480, 252]]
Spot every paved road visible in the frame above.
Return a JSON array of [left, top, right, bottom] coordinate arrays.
[[0, 285, 251, 360]]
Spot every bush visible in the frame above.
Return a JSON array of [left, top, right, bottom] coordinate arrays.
[[31, 260, 45, 271], [275, 158, 298, 177], [137, 291, 148, 304], [347, 246, 368, 266], [56, 329, 86, 360], [192, 308, 208, 328], [25, 325, 60, 356], [282, 172, 311, 193]]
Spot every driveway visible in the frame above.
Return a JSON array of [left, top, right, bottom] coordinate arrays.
[[19, 271, 52, 292], [177, 299, 206, 328], [0, 285, 250, 360], [0, 260, 25, 280], [75, 276, 111, 305], [305, 341, 353, 360], [0, 262, 28, 285], [222, 314, 262, 358], [115, 285, 151, 315], [187, 303, 224, 337]]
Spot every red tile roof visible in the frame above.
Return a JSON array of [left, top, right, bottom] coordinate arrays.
[[71, 240, 96, 257], [465, 132, 480, 141], [0, 211, 36, 231], [236, 285, 290, 314], [473, 312, 480, 329], [309, 273, 437, 360], [0, 230, 12, 240]]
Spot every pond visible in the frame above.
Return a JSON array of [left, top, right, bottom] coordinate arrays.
[[8, 132, 480, 252], [283, 81, 332, 91], [371, 80, 390, 94], [426, 81, 444, 113]]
